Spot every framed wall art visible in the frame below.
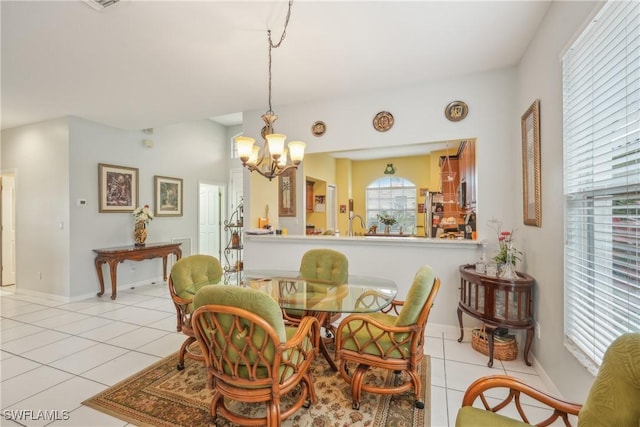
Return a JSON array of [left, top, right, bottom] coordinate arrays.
[[154, 175, 183, 217], [98, 163, 139, 212], [521, 99, 541, 227], [278, 168, 296, 217]]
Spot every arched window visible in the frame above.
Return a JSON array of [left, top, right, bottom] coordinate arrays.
[[366, 177, 417, 233]]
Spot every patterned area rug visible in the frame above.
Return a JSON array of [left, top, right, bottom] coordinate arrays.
[[83, 350, 430, 427]]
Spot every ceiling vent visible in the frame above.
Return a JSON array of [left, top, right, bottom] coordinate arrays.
[[83, 0, 120, 11]]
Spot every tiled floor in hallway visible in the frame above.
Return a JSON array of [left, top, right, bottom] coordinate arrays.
[[1, 282, 554, 426]]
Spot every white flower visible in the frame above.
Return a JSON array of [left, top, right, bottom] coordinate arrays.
[[133, 205, 154, 223]]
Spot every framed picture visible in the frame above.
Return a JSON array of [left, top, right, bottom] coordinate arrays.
[[521, 99, 541, 227], [278, 168, 296, 217], [154, 176, 183, 217], [98, 163, 139, 212]]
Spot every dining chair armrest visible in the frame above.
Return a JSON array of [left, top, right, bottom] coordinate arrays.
[[380, 299, 404, 315], [285, 316, 320, 350], [460, 375, 582, 426], [336, 313, 423, 359]]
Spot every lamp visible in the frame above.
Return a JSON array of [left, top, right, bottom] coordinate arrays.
[[234, 0, 305, 181], [383, 163, 396, 174]]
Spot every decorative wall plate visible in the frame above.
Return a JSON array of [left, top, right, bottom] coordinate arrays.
[[445, 101, 468, 122], [373, 111, 394, 132], [311, 121, 326, 137]]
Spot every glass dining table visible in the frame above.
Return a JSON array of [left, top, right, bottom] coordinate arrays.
[[189, 270, 398, 370]]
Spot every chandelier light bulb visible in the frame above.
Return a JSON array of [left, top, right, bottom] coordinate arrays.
[[266, 133, 286, 159], [235, 136, 256, 162], [288, 141, 306, 164]]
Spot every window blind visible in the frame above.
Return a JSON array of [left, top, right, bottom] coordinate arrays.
[[562, 0, 640, 372]]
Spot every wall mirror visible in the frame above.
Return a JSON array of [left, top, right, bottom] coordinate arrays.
[[302, 139, 477, 239]]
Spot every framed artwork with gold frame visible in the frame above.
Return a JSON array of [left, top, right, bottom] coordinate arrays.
[[98, 163, 139, 212], [521, 99, 541, 227], [278, 168, 296, 217], [154, 175, 183, 217]]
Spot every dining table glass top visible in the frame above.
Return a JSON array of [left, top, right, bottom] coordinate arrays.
[[239, 270, 398, 313]]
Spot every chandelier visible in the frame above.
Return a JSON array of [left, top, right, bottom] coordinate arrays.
[[235, 0, 305, 181]]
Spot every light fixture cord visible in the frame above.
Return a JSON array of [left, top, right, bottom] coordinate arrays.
[[266, 0, 293, 115]]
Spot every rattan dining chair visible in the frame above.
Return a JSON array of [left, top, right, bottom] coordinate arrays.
[[168, 254, 223, 370], [191, 285, 320, 426], [335, 264, 440, 410], [283, 248, 349, 336], [455, 332, 640, 427]]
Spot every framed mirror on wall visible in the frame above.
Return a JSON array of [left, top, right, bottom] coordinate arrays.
[[521, 99, 541, 227]]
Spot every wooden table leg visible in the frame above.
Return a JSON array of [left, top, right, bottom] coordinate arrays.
[[94, 258, 105, 297], [524, 327, 534, 366], [107, 260, 119, 300], [457, 307, 465, 342], [484, 325, 496, 367], [162, 255, 168, 282]]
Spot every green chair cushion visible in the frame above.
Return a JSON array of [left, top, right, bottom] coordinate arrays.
[[455, 406, 532, 427], [578, 332, 640, 427], [299, 248, 348, 285], [395, 265, 435, 327], [170, 254, 223, 297]]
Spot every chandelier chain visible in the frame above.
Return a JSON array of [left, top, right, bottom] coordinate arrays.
[[266, 0, 293, 115]]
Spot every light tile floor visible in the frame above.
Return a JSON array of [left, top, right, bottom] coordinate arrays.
[[1, 283, 558, 427]]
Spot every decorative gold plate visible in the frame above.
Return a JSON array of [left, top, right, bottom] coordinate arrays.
[[445, 101, 468, 122], [373, 111, 394, 132]]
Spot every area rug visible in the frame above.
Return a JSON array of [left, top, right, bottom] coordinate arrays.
[[83, 350, 430, 427]]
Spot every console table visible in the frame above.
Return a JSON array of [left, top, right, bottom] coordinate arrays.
[[457, 264, 535, 367], [93, 242, 182, 300]]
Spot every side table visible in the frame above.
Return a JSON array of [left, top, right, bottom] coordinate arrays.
[[457, 264, 535, 367]]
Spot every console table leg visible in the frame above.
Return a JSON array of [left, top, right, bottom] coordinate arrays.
[[524, 327, 534, 366], [108, 260, 119, 300], [162, 256, 168, 282], [457, 307, 465, 342], [95, 259, 105, 297]]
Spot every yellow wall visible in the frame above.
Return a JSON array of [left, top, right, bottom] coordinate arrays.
[[249, 172, 278, 228], [351, 155, 435, 232]]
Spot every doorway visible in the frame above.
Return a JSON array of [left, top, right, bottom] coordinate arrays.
[[1, 173, 16, 287], [198, 183, 224, 260]]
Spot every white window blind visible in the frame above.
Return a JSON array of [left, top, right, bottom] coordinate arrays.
[[562, 0, 640, 373]]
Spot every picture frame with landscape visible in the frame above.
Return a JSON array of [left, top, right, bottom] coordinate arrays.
[[154, 175, 183, 217]]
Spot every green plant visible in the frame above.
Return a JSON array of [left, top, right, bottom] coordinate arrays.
[[377, 213, 397, 226]]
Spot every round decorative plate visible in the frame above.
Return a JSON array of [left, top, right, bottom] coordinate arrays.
[[311, 121, 326, 137], [373, 111, 394, 132], [445, 101, 468, 122]]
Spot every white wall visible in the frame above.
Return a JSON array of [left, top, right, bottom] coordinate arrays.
[[3, 115, 230, 299], [243, 67, 518, 244], [514, 0, 603, 401], [239, 0, 606, 402], [1, 118, 71, 297]]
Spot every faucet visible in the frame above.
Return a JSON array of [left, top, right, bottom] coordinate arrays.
[[348, 212, 366, 236]]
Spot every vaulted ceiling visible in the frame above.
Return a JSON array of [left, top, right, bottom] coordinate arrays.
[[1, 0, 551, 131]]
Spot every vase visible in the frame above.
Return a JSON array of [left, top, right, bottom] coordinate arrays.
[[384, 224, 391, 235], [134, 222, 147, 246], [499, 243, 519, 280]]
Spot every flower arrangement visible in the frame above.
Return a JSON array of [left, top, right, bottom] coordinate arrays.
[[377, 213, 397, 226], [488, 219, 521, 265], [133, 205, 154, 224]]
